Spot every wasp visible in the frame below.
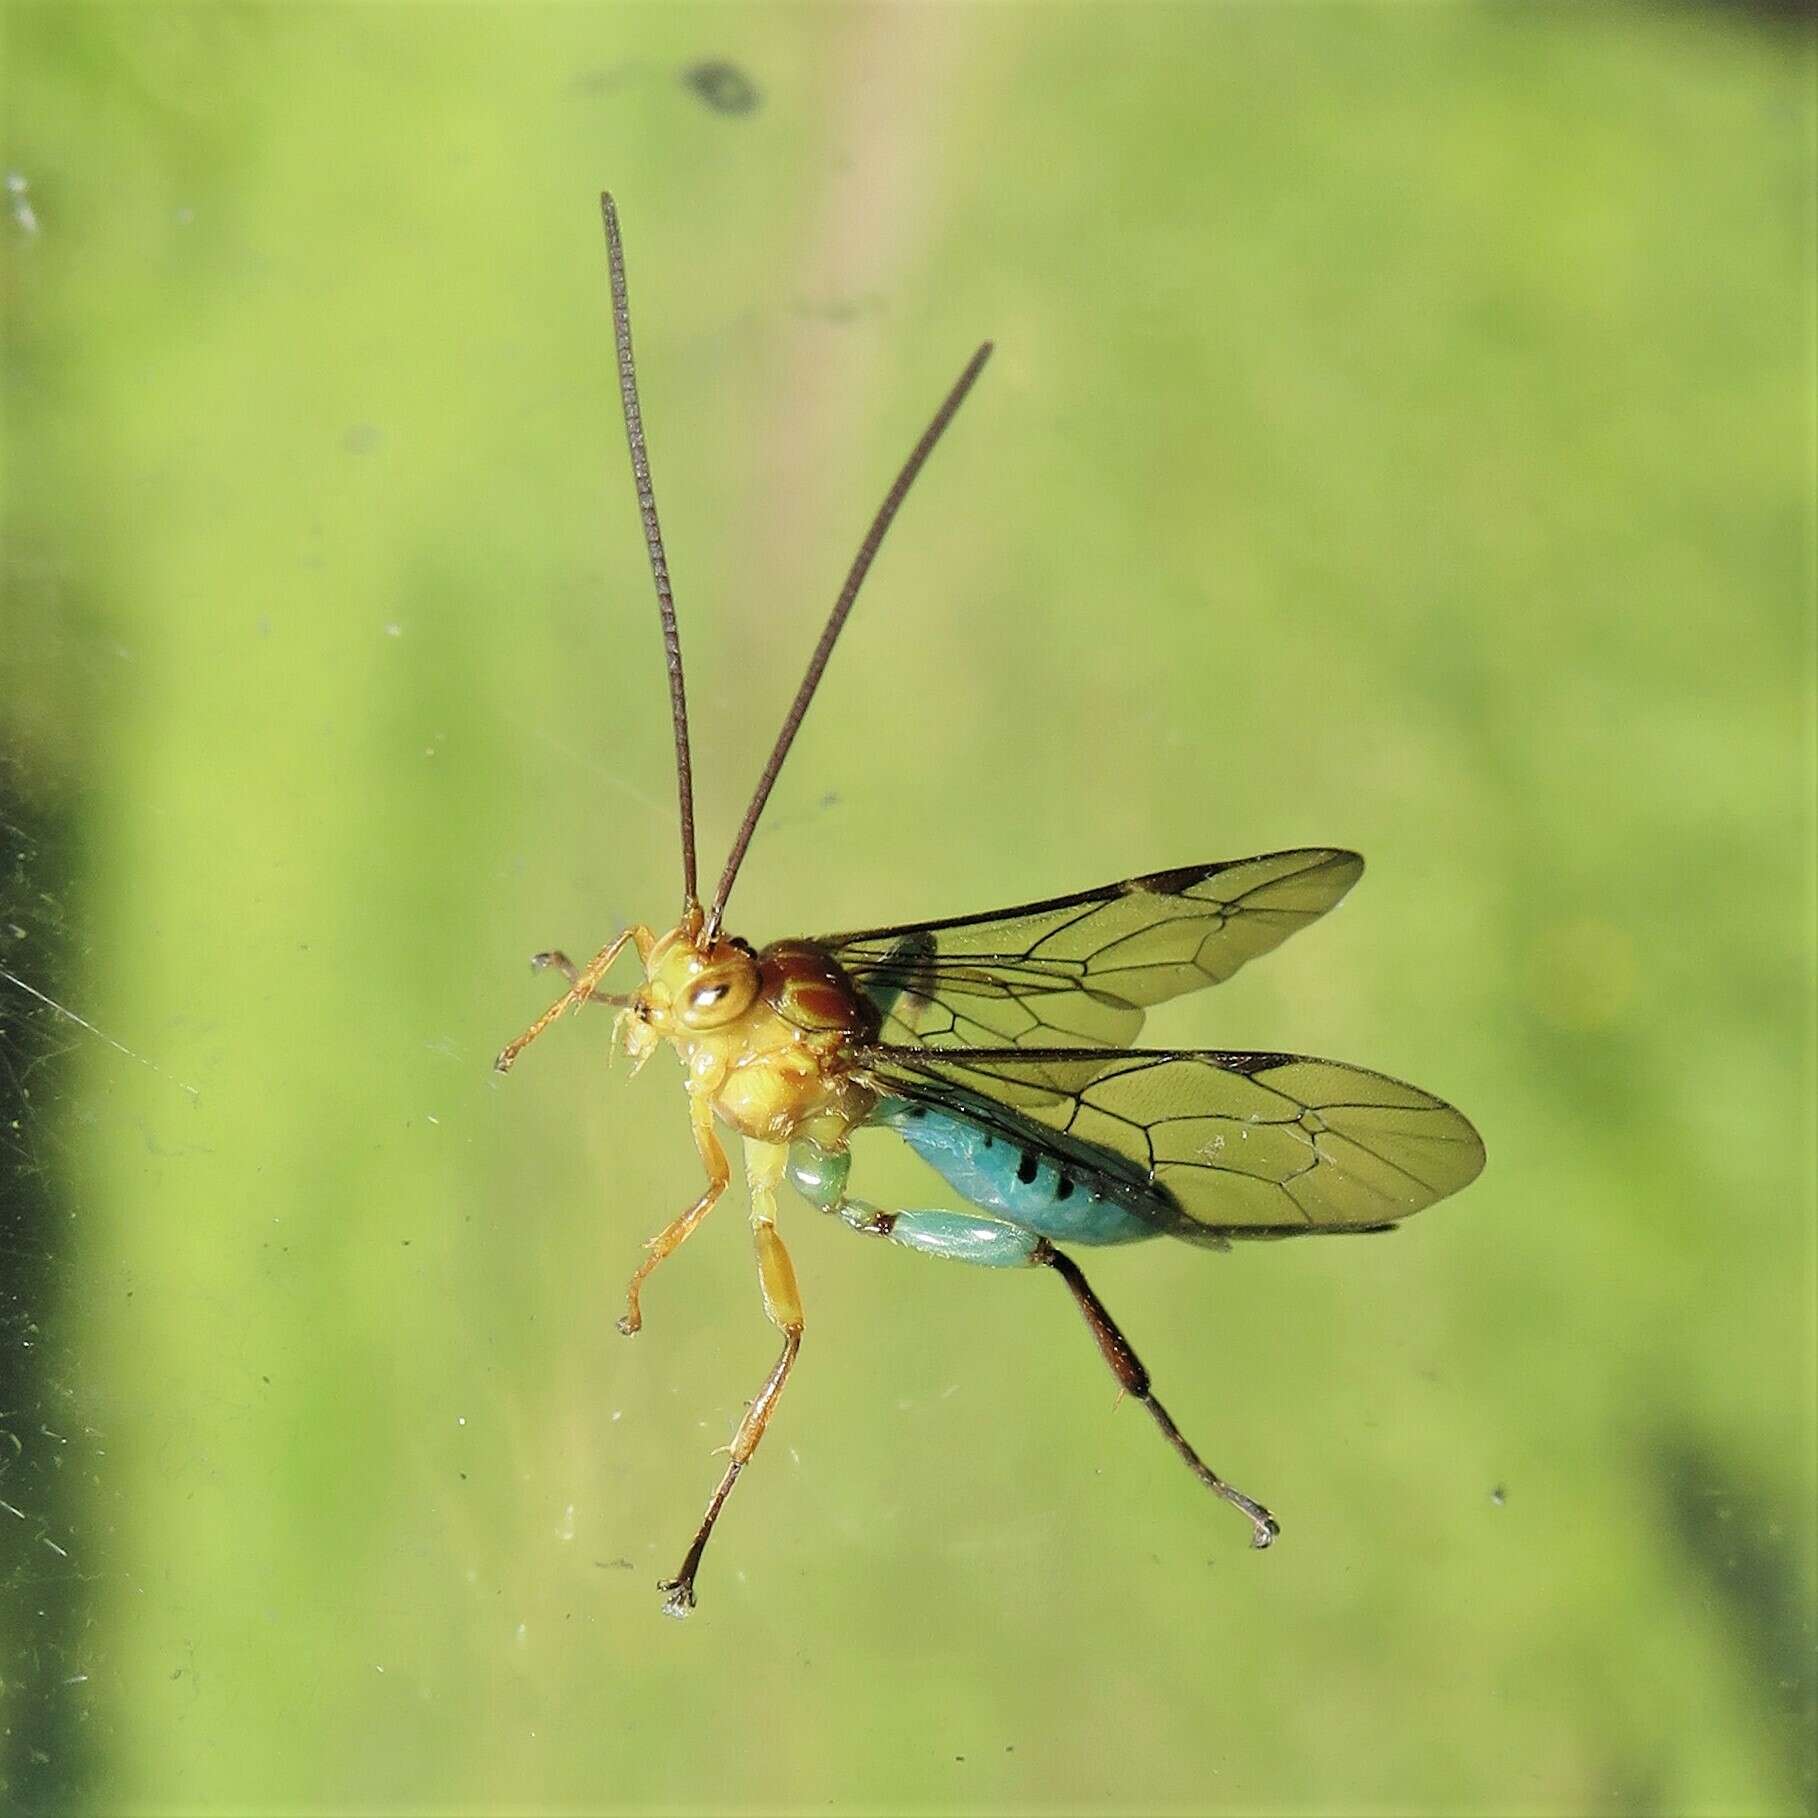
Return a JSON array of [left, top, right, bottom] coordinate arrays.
[[497, 195, 1485, 1616]]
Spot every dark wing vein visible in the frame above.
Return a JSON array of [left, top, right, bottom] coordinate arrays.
[[854, 1043, 1485, 1241], [817, 847, 1364, 1052]]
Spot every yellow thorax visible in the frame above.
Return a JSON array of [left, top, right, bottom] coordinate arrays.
[[618, 924, 878, 1147]]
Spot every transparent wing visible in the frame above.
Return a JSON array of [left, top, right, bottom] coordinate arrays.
[[818, 848, 1363, 1051], [855, 1043, 1485, 1241]]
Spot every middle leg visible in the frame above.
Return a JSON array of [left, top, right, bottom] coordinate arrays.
[[659, 1139, 805, 1617]]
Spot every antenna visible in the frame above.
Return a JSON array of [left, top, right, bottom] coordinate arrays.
[[704, 340, 994, 940], [600, 192, 700, 916]]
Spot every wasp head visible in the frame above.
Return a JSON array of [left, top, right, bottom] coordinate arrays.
[[616, 923, 762, 1073]]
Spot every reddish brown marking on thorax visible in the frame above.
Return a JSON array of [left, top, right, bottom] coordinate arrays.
[[758, 940, 880, 1041]]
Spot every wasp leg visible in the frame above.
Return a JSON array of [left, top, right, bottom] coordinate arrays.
[[618, 1092, 728, 1336], [827, 1194, 1279, 1550], [660, 1140, 802, 1618], [494, 923, 655, 1072], [836, 1197, 1046, 1267], [1032, 1238, 1278, 1549], [526, 950, 620, 1004]]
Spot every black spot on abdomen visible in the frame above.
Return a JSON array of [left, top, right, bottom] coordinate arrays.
[[1016, 1150, 1039, 1185]]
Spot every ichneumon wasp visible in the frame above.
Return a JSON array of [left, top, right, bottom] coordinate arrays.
[[496, 195, 1486, 1617]]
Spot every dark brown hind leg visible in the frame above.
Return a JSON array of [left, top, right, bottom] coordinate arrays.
[[1032, 1239, 1279, 1549]]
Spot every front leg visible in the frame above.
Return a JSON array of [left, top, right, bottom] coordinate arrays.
[[524, 950, 625, 1004], [494, 923, 655, 1072], [618, 1091, 728, 1336], [659, 1140, 804, 1617]]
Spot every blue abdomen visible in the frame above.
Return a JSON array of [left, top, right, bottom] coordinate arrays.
[[871, 1098, 1164, 1246]]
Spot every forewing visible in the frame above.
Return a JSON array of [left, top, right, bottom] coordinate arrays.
[[818, 847, 1363, 1051], [856, 1044, 1485, 1240]]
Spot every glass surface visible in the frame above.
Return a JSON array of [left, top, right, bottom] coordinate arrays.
[[3, 5, 1814, 1812]]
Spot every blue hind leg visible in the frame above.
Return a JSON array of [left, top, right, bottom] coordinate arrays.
[[783, 1134, 1043, 1266], [785, 1139, 1281, 1549], [845, 1199, 1046, 1268]]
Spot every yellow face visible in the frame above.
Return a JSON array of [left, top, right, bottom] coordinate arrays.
[[616, 927, 762, 1072], [611, 924, 879, 1148]]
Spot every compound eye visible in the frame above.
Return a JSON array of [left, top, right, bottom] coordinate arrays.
[[678, 961, 758, 1030]]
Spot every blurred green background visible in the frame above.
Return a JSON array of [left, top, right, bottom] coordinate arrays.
[[3, 4, 1814, 1813]]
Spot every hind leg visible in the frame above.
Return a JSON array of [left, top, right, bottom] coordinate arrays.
[[813, 1177, 1279, 1549]]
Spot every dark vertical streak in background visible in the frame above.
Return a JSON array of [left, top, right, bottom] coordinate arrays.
[[0, 761, 98, 1815], [1651, 1433, 1818, 1814]]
